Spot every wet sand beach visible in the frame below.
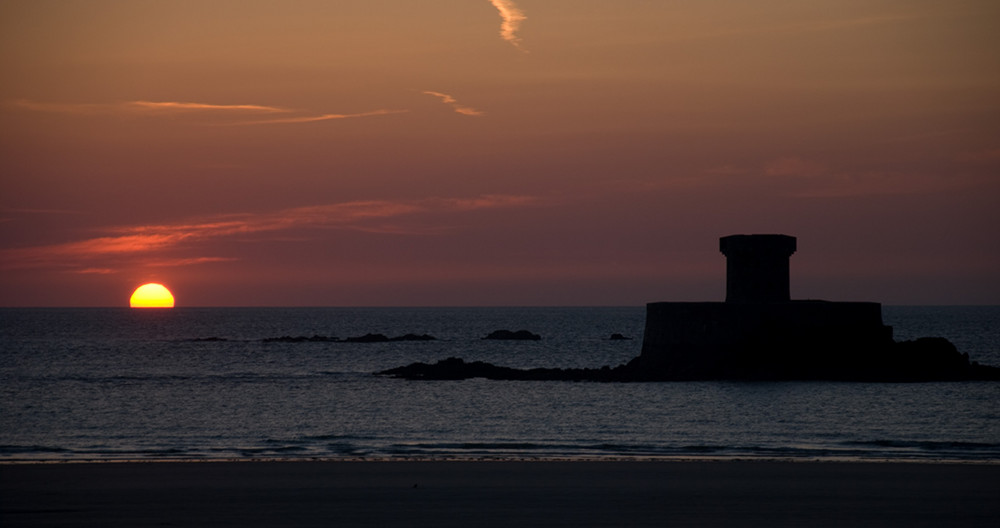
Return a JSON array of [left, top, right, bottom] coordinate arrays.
[[2, 460, 998, 527]]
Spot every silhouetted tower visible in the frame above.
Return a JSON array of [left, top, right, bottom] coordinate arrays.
[[719, 234, 796, 303]]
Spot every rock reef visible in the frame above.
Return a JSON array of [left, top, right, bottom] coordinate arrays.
[[483, 329, 542, 340]]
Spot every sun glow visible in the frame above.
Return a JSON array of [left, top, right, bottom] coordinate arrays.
[[129, 283, 175, 308]]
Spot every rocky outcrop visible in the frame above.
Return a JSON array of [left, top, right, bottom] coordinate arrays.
[[376, 339, 1000, 382], [343, 333, 437, 343], [483, 330, 541, 341], [378, 356, 642, 382], [263, 335, 339, 343]]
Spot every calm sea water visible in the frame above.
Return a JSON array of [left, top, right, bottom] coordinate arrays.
[[2, 306, 998, 462]]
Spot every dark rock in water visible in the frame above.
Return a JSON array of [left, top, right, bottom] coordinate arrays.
[[263, 335, 337, 343], [378, 357, 643, 382], [878, 337, 999, 382], [346, 333, 437, 342], [344, 333, 390, 343], [389, 333, 437, 342], [609, 333, 633, 340], [483, 329, 541, 341]]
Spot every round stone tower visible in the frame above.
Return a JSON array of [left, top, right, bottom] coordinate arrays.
[[719, 234, 797, 303]]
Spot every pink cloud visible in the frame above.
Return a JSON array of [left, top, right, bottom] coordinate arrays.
[[0, 195, 539, 273]]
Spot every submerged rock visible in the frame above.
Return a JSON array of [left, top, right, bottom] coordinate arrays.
[[344, 333, 390, 343], [345, 333, 437, 342], [389, 333, 437, 342], [483, 329, 541, 340], [262, 335, 337, 343]]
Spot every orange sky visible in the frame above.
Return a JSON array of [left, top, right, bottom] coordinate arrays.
[[1, 0, 998, 306]]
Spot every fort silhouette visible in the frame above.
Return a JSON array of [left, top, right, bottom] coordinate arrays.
[[380, 235, 999, 381], [638, 234, 895, 379]]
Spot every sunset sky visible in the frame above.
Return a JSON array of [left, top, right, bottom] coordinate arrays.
[[2, 0, 998, 306]]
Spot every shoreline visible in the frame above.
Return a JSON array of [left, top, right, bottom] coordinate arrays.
[[3, 459, 998, 527]]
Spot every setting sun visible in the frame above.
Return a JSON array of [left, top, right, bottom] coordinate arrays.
[[129, 283, 175, 308]]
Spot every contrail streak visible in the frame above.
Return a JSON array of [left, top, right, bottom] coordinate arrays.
[[489, 0, 527, 51], [422, 91, 484, 117], [423, 91, 457, 105]]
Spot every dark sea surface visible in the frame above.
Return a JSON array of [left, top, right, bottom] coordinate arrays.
[[2, 306, 998, 462]]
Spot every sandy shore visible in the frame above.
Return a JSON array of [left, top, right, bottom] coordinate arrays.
[[2, 460, 998, 527]]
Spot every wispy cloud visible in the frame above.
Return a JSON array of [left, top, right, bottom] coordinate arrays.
[[128, 101, 288, 113], [489, 0, 528, 51], [1, 195, 539, 272], [145, 257, 238, 268], [424, 92, 457, 105], [11, 99, 287, 115], [74, 268, 118, 275], [234, 109, 408, 125], [453, 107, 486, 117], [11, 99, 406, 126], [422, 91, 485, 117]]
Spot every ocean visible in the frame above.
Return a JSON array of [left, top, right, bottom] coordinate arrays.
[[2, 306, 998, 462]]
